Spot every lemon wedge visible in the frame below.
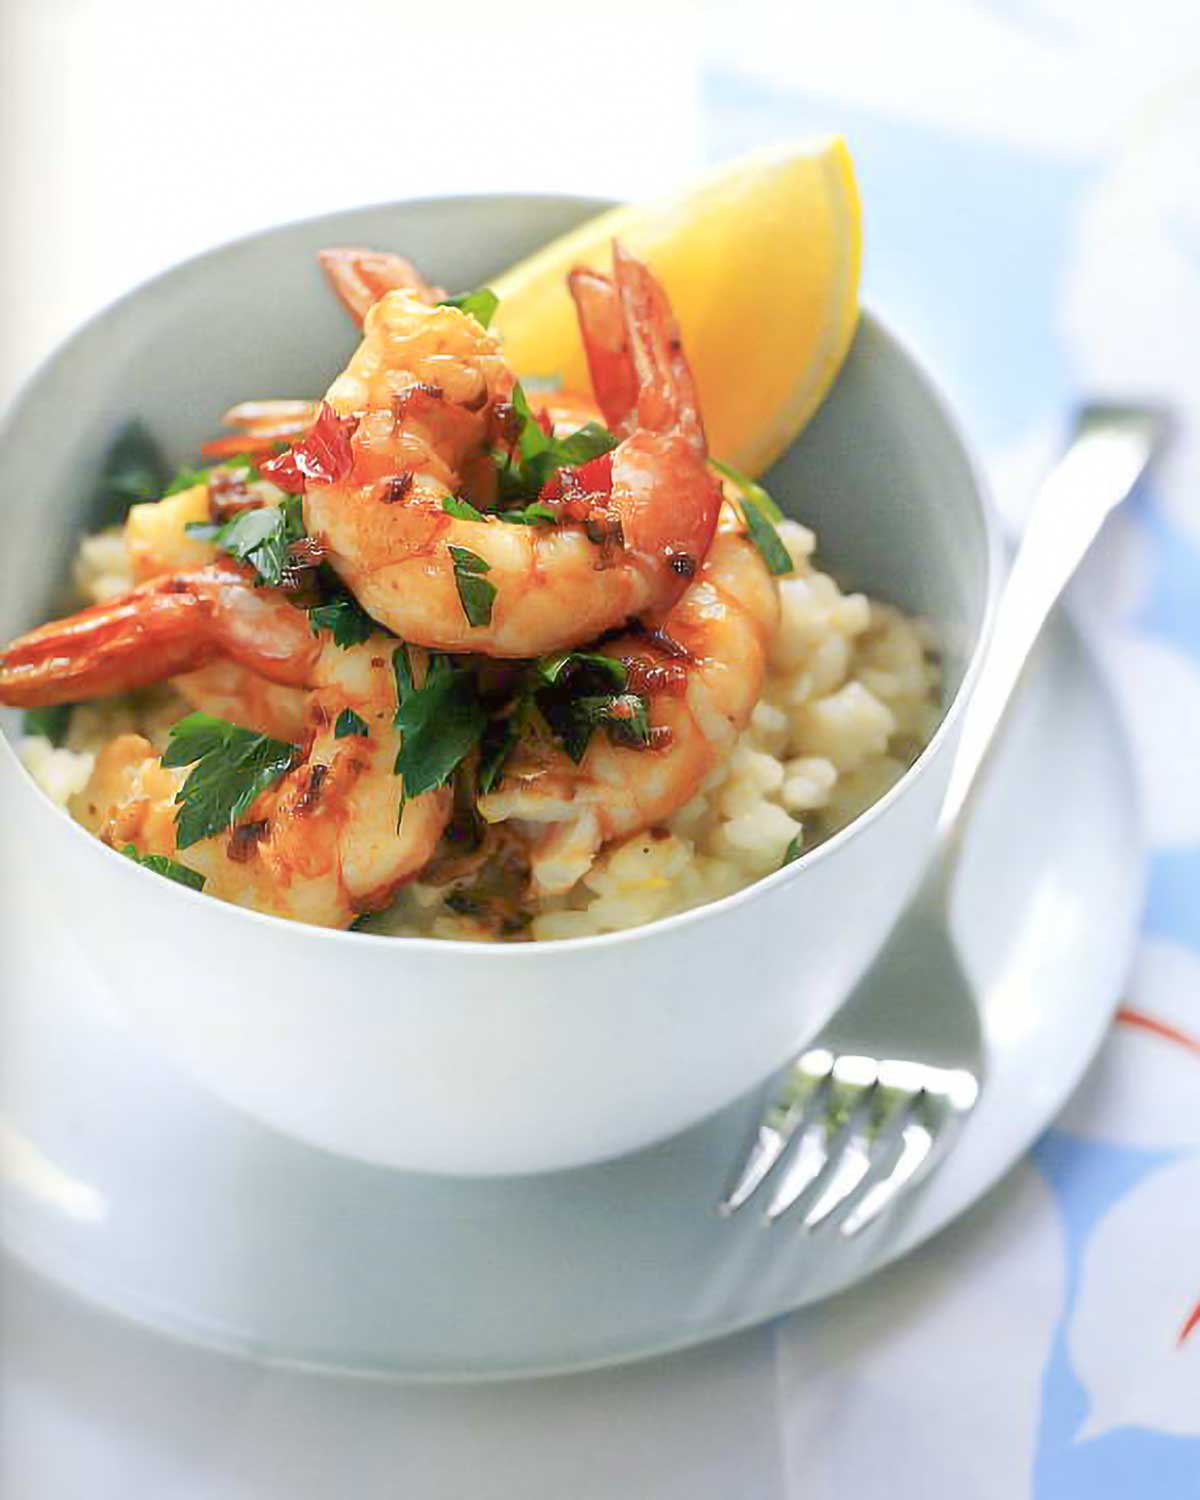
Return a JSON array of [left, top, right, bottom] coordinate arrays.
[[490, 138, 862, 478]]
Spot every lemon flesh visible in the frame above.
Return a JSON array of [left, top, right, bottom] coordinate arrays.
[[490, 138, 862, 478]]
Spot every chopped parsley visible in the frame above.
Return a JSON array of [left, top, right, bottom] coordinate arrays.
[[187, 493, 306, 587], [437, 287, 500, 329], [392, 647, 488, 800], [444, 486, 559, 530], [442, 494, 485, 522], [448, 545, 497, 627], [166, 465, 211, 496], [710, 459, 783, 521], [739, 499, 793, 577], [477, 708, 527, 795], [496, 382, 617, 503], [535, 649, 626, 690], [388, 644, 654, 802], [501, 501, 559, 526], [475, 649, 655, 790], [711, 458, 792, 576], [532, 651, 650, 763], [22, 703, 74, 746], [781, 833, 803, 868], [308, 588, 375, 647], [120, 843, 206, 891], [90, 423, 169, 525], [161, 712, 296, 848], [334, 707, 369, 739], [538, 688, 651, 763]]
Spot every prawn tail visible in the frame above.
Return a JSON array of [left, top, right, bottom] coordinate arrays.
[[0, 564, 320, 709], [0, 586, 218, 708], [201, 399, 318, 461], [318, 248, 444, 326], [567, 267, 640, 434], [611, 240, 707, 453]]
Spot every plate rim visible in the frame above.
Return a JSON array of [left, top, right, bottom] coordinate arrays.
[[1, 602, 1145, 1383]]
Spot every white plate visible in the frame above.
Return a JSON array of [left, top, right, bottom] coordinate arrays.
[[0, 607, 1141, 1380]]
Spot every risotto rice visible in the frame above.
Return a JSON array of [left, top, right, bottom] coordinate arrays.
[[17, 518, 941, 941]]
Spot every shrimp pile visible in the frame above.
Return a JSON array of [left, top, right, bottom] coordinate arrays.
[[0, 242, 781, 933]]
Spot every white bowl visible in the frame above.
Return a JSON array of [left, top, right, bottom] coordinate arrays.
[[0, 195, 997, 1175]]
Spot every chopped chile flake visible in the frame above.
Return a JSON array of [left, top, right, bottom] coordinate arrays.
[[491, 400, 519, 446], [227, 819, 269, 862], [392, 383, 444, 420], [382, 472, 414, 504], [208, 471, 254, 519], [584, 515, 625, 551], [295, 762, 329, 814], [261, 404, 359, 493], [622, 656, 690, 697], [287, 536, 327, 569]]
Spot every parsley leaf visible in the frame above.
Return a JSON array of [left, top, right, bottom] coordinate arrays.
[[477, 711, 524, 795], [539, 690, 650, 763], [308, 589, 375, 648], [23, 703, 74, 746], [192, 494, 307, 586], [781, 833, 803, 868], [392, 648, 487, 799], [165, 465, 212, 496], [710, 458, 784, 521], [535, 650, 627, 690], [500, 501, 559, 526], [445, 488, 557, 528], [442, 494, 485, 522], [90, 423, 169, 525], [448, 545, 497, 627], [738, 497, 793, 577], [711, 459, 792, 577], [334, 707, 369, 739], [532, 652, 651, 763], [438, 288, 500, 329], [496, 382, 617, 502], [120, 843, 206, 891], [161, 712, 296, 848]]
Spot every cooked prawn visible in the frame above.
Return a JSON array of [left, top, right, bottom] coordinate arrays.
[[72, 635, 449, 928], [477, 502, 780, 893], [301, 243, 722, 657], [0, 561, 319, 709], [3, 546, 448, 926], [121, 478, 310, 739]]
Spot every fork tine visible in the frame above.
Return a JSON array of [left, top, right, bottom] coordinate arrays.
[[839, 1114, 937, 1237], [765, 1054, 879, 1224], [837, 1066, 978, 1235], [719, 1049, 834, 1216], [800, 1112, 879, 1229], [763, 1110, 834, 1222], [719, 1123, 793, 1217]]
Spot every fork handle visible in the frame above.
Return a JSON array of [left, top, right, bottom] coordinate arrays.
[[939, 403, 1165, 842]]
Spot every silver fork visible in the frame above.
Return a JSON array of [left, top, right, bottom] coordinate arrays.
[[721, 402, 1166, 1234]]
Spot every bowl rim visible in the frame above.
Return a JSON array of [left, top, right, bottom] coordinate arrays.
[[0, 191, 1003, 959]]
